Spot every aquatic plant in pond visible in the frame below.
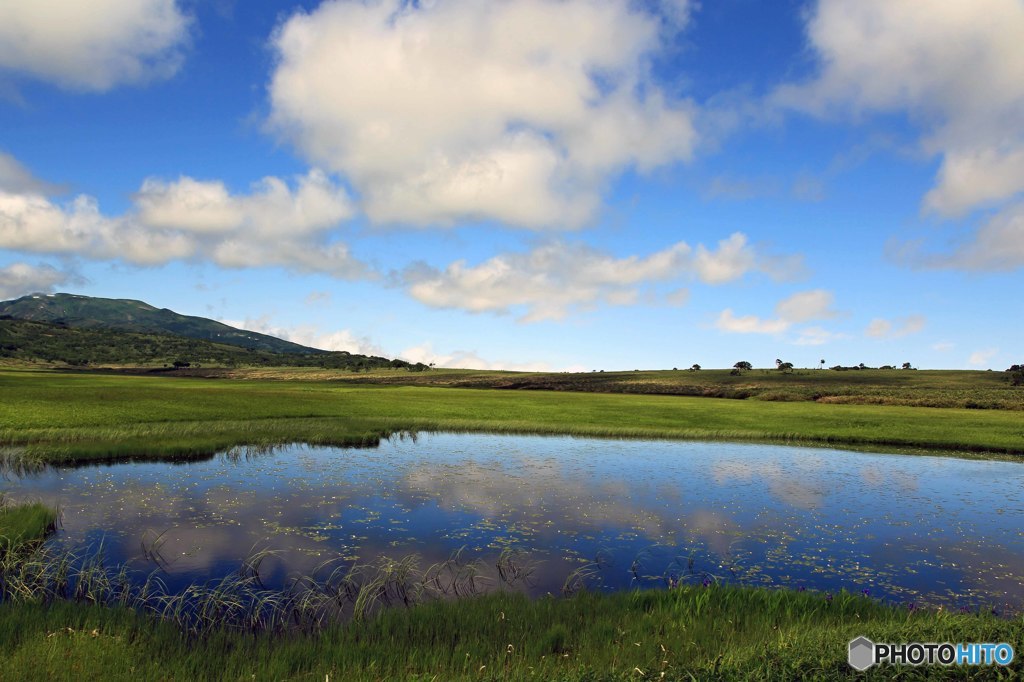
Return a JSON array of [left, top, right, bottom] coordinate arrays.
[[2, 433, 1024, 616]]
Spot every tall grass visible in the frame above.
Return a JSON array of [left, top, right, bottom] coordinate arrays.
[[0, 496, 57, 553], [1, 580, 1020, 680]]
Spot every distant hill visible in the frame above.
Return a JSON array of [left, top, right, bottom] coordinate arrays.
[[0, 317, 423, 371], [0, 293, 319, 355]]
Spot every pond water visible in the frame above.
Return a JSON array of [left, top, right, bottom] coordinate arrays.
[[3, 433, 1023, 612]]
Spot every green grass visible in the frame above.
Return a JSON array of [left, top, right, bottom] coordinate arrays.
[[0, 498, 56, 552], [327, 366, 1024, 411], [1, 369, 1022, 464], [1, 586, 1021, 680]]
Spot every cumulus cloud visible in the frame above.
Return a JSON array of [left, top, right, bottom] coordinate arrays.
[[865, 315, 926, 339], [793, 326, 846, 347], [0, 262, 78, 300], [0, 153, 62, 195], [219, 316, 386, 356], [774, 289, 836, 323], [967, 348, 999, 368], [268, 0, 697, 229], [0, 0, 191, 91], [0, 162, 366, 278], [929, 202, 1024, 271], [400, 342, 585, 372], [715, 289, 838, 336], [714, 309, 789, 335], [403, 232, 780, 322], [777, 0, 1024, 268], [136, 170, 352, 238]]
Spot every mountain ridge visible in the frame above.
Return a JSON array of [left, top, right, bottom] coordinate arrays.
[[0, 292, 321, 355]]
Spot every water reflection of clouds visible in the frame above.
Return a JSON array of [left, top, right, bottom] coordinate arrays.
[[400, 456, 745, 557], [3, 435, 1024, 612], [709, 455, 828, 510]]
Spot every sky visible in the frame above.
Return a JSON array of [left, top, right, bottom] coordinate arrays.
[[0, 0, 1021, 371]]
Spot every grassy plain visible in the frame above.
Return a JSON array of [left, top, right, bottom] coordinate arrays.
[[0, 368, 1022, 463], [168, 365, 1024, 410]]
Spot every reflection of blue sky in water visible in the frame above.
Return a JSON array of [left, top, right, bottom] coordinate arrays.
[[2, 434, 1023, 611]]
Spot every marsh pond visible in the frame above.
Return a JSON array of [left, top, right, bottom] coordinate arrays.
[[3, 433, 1022, 613]]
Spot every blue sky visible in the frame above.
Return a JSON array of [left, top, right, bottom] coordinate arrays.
[[0, 0, 1021, 371]]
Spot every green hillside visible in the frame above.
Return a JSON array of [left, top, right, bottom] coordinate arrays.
[[0, 318, 424, 371], [0, 293, 318, 354]]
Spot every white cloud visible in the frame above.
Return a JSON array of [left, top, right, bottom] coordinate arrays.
[[0, 262, 78, 300], [400, 342, 585, 372], [925, 148, 1024, 218], [0, 163, 366, 279], [136, 170, 353, 237], [0, 0, 191, 91], [304, 291, 331, 306], [793, 326, 845, 346], [715, 289, 838, 337], [268, 0, 697, 229], [219, 316, 386, 357], [865, 315, 926, 339], [931, 201, 1024, 271], [404, 233, 780, 322], [135, 177, 244, 234], [0, 152, 61, 195], [691, 233, 758, 285], [714, 309, 789, 335], [932, 342, 955, 353], [774, 289, 836, 323], [777, 0, 1024, 268], [0, 191, 192, 265], [712, 288, 839, 337], [865, 319, 891, 338], [968, 348, 999, 368], [665, 287, 690, 306]]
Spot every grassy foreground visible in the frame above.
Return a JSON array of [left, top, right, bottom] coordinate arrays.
[[1, 369, 1022, 463], [2, 581, 1022, 680]]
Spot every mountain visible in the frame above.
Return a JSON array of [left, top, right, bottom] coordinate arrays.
[[0, 293, 320, 355], [0, 317, 417, 371]]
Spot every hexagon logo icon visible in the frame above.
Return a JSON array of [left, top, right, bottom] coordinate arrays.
[[848, 636, 876, 671]]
